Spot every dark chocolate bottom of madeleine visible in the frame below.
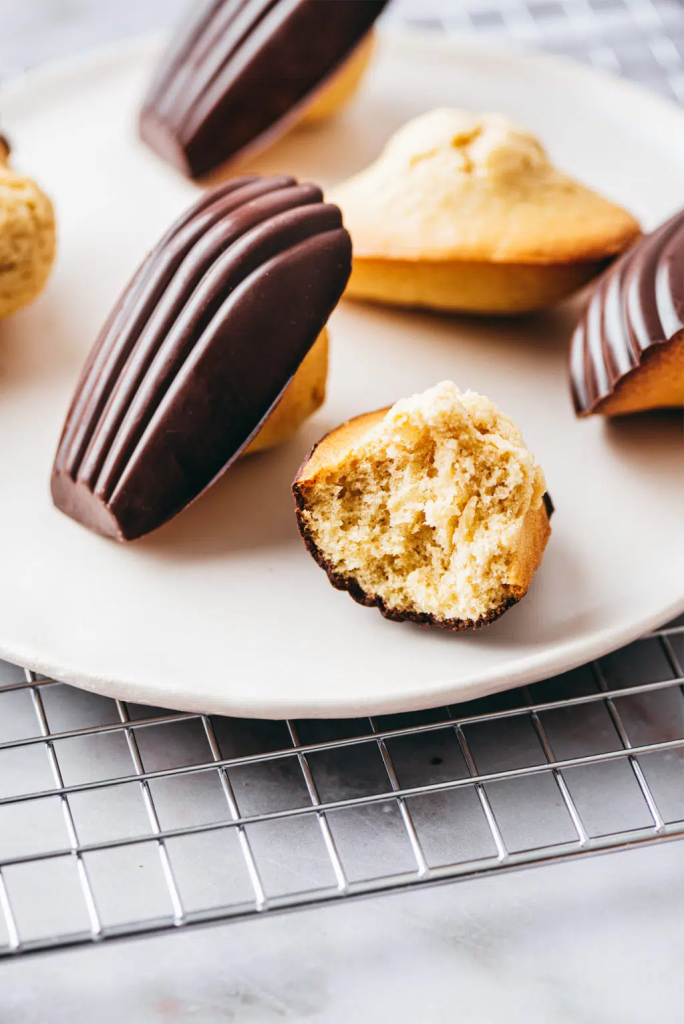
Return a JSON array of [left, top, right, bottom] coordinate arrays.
[[139, 109, 191, 178], [51, 473, 126, 541]]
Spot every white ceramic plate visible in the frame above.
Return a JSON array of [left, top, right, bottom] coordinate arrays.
[[0, 30, 682, 718]]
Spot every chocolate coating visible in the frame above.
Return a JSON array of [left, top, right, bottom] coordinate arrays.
[[139, 0, 389, 179], [570, 209, 684, 415], [51, 175, 352, 540]]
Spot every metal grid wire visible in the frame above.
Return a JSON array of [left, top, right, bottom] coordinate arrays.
[[0, 619, 682, 957], [1, 0, 683, 959], [399, 0, 684, 101]]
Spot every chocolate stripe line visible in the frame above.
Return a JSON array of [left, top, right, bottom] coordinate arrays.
[[142, 0, 227, 106], [157, 0, 283, 130], [139, 0, 390, 179], [54, 175, 266, 478], [571, 208, 684, 414], [76, 183, 326, 492], [51, 176, 352, 540]]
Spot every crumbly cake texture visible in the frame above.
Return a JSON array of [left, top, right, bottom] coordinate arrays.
[[0, 146, 56, 319], [293, 382, 551, 629], [329, 108, 641, 265]]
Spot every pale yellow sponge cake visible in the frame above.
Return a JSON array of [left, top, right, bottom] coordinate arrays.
[[0, 136, 56, 319], [293, 381, 552, 629], [329, 108, 641, 313]]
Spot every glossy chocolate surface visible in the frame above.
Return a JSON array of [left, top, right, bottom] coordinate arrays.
[[139, 0, 389, 179], [571, 209, 684, 415], [51, 175, 351, 540]]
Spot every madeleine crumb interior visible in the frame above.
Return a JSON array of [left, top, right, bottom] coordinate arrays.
[[294, 381, 550, 627]]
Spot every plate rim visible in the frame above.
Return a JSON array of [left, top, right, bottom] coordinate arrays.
[[1, 28, 683, 718], [2, 591, 683, 719]]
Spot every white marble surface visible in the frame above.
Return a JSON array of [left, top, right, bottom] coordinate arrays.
[[1, 2, 683, 1020], [2, 839, 683, 1022]]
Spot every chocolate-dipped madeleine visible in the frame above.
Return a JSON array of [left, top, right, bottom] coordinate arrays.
[[51, 175, 351, 541], [293, 382, 552, 630], [571, 209, 684, 416], [139, 0, 389, 181]]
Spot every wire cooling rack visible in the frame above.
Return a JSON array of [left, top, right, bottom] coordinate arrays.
[[1, 0, 684, 961], [0, 619, 682, 957], [398, 0, 684, 100]]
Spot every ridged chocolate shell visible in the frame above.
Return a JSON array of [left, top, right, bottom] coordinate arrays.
[[139, 0, 390, 180], [51, 174, 352, 541], [571, 209, 684, 415]]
